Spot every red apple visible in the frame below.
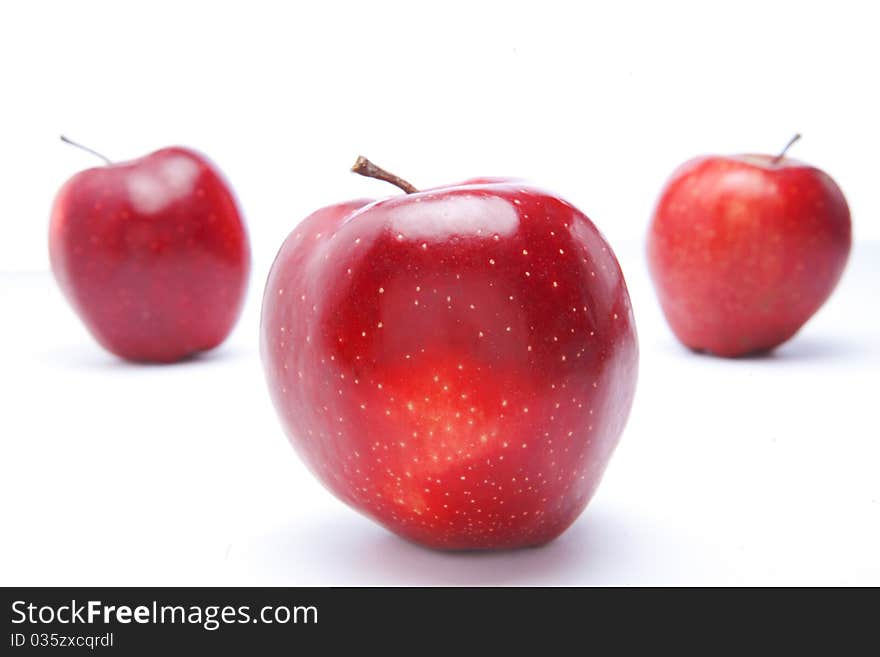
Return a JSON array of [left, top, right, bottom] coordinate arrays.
[[50, 138, 250, 362], [647, 136, 851, 357], [261, 157, 638, 550]]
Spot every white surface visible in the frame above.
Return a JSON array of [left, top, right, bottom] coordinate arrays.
[[2, 0, 880, 276], [1, 242, 877, 586], [1, 0, 878, 586]]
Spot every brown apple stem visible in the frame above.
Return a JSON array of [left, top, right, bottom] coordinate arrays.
[[773, 133, 802, 164], [60, 135, 112, 165], [351, 156, 418, 194]]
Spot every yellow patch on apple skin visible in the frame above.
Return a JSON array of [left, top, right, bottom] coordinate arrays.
[[724, 199, 751, 224], [368, 358, 505, 479]]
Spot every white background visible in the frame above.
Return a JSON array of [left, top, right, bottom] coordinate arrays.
[[1, 0, 878, 585]]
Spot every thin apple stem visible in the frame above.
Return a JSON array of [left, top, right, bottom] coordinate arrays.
[[60, 135, 112, 165], [351, 156, 418, 194], [773, 133, 801, 164]]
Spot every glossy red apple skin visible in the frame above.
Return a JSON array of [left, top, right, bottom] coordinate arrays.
[[261, 181, 638, 550], [50, 147, 250, 362], [648, 154, 851, 357]]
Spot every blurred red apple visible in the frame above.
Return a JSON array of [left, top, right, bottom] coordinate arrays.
[[261, 157, 638, 550], [50, 138, 250, 362], [648, 136, 851, 357]]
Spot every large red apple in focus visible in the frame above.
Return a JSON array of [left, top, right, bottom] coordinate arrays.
[[648, 136, 851, 357], [261, 157, 638, 550], [50, 138, 250, 362]]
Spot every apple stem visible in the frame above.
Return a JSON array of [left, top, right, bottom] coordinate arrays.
[[773, 133, 802, 164], [351, 156, 418, 194], [60, 135, 112, 165]]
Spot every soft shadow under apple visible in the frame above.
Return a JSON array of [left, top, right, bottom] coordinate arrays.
[[658, 334, 867, 364], [42, 342, 252, 371], [761, 336, 868, 362], [231, 507, 647, 586]]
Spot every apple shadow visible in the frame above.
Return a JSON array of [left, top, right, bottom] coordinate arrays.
[[658, 334, 868, 364], [236, 507, 644, 586], [41, 342, 254, 371], [758, 336, 869, 362]]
